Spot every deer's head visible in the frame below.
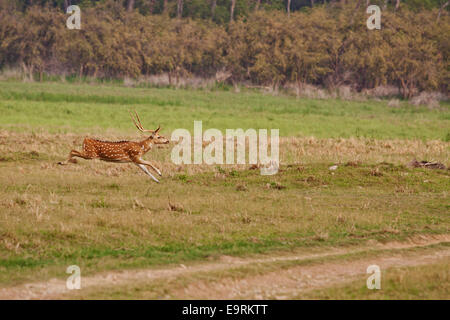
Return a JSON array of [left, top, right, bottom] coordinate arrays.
[[130, 110, 169, 144], [149, 125, 170, 144]]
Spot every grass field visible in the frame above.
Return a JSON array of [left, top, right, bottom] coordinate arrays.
[[301, 260, 449, 300], [0, 81, 449, 299], [1, 81, 449, 140]]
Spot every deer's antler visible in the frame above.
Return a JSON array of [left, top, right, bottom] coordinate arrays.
[[129, 110, 156, 133]]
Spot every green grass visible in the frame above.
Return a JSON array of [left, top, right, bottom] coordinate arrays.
[[301, 261, 450, 300], [0, 81, 449, 140], [60, 242, 450, 299], [0, 81, 448, 294], [0, 159, 449, 286]]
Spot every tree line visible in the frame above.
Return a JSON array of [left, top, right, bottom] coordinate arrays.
[[0, 0, 448, 97], [2, 0, 449, 24]]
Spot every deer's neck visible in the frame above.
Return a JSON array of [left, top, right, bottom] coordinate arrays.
[[140, 137, 154, 152]]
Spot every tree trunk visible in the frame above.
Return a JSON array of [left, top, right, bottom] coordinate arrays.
[[148, 0, 156, 14], [296, 80, 304, 98], [230, 0, 236, 23], [21, 62, 28, 80], [127, 0, 135, 12], [211, 0, 217, 17], [399, 78, 409, 99], [350, 0, 362, 24], [177, 0, 183, 18], [395, 0, 400, 10], [437, 1, 449, 21], [310, 0, 315, 7], [28, 65, 34, 81], [63, 0, 71, 11], [163, 0, 168, 13], [287, 0, 291, 17], [255, 0, 261, 11]]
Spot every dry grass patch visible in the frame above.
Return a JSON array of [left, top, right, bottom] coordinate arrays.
[[1, 131, 449, 176], [0, 130, 448, 286]]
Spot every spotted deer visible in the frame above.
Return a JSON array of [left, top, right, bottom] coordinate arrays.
[[58, 111, 169, 183]]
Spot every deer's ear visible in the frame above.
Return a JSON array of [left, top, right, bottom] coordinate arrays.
[[155, 125, 161, 133]]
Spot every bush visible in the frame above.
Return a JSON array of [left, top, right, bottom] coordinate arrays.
[[0, 3, 448, 98]]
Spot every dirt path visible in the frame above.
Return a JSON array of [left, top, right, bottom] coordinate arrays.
[[1, 234, 449, 299], [175, 245, 449, 299]]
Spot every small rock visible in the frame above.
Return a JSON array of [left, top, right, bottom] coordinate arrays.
[[410, 159, 446, 170], [236, 184, 248, 191]]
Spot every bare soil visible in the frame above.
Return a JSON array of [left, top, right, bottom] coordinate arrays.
[[0, 234, 448, 299]]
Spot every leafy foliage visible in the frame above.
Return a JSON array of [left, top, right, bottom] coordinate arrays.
[[0, 1, 448, 97]]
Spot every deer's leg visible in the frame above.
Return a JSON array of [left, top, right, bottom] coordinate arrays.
[[58, 149, 93, 165], [135, 163, 160, 183], [58, 149, 80, 165], [72, 148, 97, 160], [134, 158, 162, 176]]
